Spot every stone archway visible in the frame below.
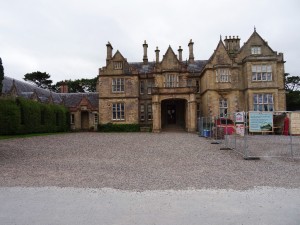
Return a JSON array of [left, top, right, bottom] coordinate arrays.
[[161, 99, 186, 131], [152, 94, 197, 133]]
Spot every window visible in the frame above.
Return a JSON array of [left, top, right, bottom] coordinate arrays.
[[113, 61, 123, 70], [94, 114, 98, 124], [140, 80, 145, 94], [197, 103, 201, 119], [140, 104, 145, 121], [251, 46, 261, 55], [252, 65, 272, 81], [219, 99, 228, 117], [147, 80, 154, 94], [147, 104, 152, 120], [112, 103, 125, 120], [216, 69, 230, 82], [112, 78, 124, 92], [71, 114, 75, 124], [253, 94, 274, 111], [187, 79, 193, 87], [196, 80, 200, 93], [165, 74, 178, 87]]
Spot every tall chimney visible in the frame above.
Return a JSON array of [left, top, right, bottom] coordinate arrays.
[[178, 46, 183, 62], [106, 41, 113, 65], [60, 81, 68, 93], [143, 40, 148, 64], [188, 39, 194, 63], [155, 47, 160, 63]]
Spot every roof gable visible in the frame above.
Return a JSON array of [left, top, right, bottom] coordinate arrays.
[[237, 30, 276, 60], [207, 40, 232, 66], [160, 46, 180, 70]]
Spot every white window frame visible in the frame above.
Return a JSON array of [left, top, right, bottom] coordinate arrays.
[[252, 65, 272, 81], [147, 80, 154, 94], [253, 93, 274, 111], [219, 99, 228, 117], [113, 61, 123, 70], [165, 74, 178, 87], [140, 80, 145, 94], [251, 46, 261, 55], [216, 69, 231, 83], [140, 104, 145, 121], [112, 103, 125, 120], [112, 78, 124, 92], [147, 104, 152, 121], [94, 114, 98, 124], [70, 114, 75, 124]]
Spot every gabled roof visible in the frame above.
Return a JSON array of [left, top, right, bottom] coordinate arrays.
[[207, 39, 232, 66], [60, 92, 98, 109], [238, 29, 275, 55]]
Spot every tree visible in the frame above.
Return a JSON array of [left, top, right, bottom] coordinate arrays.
[[0, 57, 4, 95], [24, 71, 53, 89], [285, 73, 300, 111], [55, 76, 98, 93], [285, 73, 300, 91]]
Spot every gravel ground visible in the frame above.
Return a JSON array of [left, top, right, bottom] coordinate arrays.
[[0, 132, 299, 190]]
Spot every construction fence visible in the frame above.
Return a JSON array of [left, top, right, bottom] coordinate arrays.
[[198, 111, 300, 160]]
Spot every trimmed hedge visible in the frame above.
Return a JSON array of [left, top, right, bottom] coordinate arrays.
[[98, 123, 140, 132], [0, 97, 69, 135]]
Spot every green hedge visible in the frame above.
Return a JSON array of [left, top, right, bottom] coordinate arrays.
[[98, 123, 140, 132], [0, 97, 69, 135]]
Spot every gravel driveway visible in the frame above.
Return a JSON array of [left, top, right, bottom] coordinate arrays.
[[0, 132, 299, 190]]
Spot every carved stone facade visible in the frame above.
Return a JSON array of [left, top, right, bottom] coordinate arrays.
[[98, 29, 286, 132]]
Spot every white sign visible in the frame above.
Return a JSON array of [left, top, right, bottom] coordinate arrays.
[[235, 112, 245, 123], [236, 124, 245, 136]]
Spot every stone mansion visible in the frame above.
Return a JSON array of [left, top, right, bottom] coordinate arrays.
[[2, 29, 286, 132], [98, 29, 285, 132]]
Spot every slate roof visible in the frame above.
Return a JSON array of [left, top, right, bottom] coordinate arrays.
[[129, 60, 207, 74], [2, 76, 99, 108], [129, 62, 156, 73], [60, 93, 99, 108], [187, 60, 208, 73]]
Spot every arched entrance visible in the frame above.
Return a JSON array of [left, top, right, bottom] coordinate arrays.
[[161, 99, 186, 131]]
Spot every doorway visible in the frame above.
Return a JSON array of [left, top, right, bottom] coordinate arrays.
[[161, 99, 186, 130], [81, 111, 89, 130]]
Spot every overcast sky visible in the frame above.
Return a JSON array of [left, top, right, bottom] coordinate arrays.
[[1, 0, 300, 83]]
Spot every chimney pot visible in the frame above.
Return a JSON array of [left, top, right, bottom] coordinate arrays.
[[178, 46, 183, 62], [155, 47, 160, 63], [143, 40, 148, 64], [188, 39, 194, 63]]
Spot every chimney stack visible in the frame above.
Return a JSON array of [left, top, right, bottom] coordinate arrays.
[[224, 36, 240, 53], [188, 39, 194, 63], [60, 81, 68, 93], [155, 47, 160, 63], [106, 42, 113, 65], [178, 46, 183, 62], [143, 40, 148, 64]]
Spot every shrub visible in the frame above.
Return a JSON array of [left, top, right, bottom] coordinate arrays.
[[0, 98, 21, 134], [0, 97, 69, 135]]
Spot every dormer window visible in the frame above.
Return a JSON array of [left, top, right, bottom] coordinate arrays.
[[251, 46, 261, 55], [114, 61, 123, 70]]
